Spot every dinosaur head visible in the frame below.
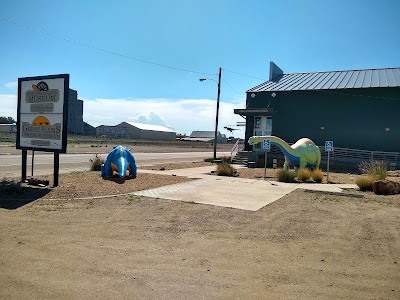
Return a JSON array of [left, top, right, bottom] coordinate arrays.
[[248, 136, 262, 145], [112, 156, 129, 178]]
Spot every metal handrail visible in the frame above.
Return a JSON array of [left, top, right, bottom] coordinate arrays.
[[265, 144, 400, 163], [230, 139, 241, 161]]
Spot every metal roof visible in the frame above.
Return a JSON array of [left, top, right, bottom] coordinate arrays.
[[247, 67, 400, 92], [125, 122, 175, 133]]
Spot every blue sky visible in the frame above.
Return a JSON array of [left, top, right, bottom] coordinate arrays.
[[1, 0, 399, 137]]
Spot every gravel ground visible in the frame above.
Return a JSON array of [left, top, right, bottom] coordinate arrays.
[[0, 189, 399, 299], [1, 160, 400, 299]]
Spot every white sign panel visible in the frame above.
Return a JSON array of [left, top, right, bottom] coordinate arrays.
[[17, 74, 69, 152], [325, 140, 334, 152]]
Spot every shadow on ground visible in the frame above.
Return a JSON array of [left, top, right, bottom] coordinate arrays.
[[0, 183, 51, 210]]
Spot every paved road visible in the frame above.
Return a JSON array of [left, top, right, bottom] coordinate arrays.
[[0, 151, 229, 178]]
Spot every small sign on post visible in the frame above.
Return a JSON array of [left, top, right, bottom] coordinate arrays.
[[263, 139, 270, 179], [325, 141, 334, 183]]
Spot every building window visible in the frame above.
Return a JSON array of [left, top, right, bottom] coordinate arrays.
[[253, 116, 273, 150]]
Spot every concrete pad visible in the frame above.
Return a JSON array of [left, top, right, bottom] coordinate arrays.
[[136, 166, 357, 211], [296, 183, 344, 193], [133, 177, 298, 211]]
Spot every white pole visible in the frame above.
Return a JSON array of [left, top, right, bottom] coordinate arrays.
[[327, 151, 330, 183], [264, 152, 267, 179]]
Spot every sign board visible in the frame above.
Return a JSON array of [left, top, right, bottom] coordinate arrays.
[[325, 140, 334, 152], [263, 139, 271, 152], [17, 74, 69, 153]]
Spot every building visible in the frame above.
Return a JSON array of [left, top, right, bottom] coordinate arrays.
[[67, 89, 96, 136], [234, 62, 400, 152], [0, 123, 17, 133], [188, 131, 227, 143], [96, 122, 176, 140]]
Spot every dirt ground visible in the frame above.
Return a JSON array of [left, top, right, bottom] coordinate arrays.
[[1, 188, 399, 300], [1, 141, 400, 299]]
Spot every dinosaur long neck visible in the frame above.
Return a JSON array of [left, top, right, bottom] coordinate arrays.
[[262, 136, 295, 157]]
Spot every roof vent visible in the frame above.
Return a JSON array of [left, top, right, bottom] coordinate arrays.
[[269, 61, 283, 81]]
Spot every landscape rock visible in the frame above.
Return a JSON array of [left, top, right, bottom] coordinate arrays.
[[372, 180, 400, 195]]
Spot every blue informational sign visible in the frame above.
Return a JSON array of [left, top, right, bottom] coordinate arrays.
[[325, 140, 334, 152], [263, 139, 271, 151]]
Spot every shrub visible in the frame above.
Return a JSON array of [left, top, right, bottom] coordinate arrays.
[[311, 169, 324, 183], [355, 176, 375, 191], [216, 162, 236, 176], [297, 168, 311, 181], [90, 154, 105, 171], [0, 178, 22, 194], [277, 169, 296, 183], [219, 156, 231, 163], [358, 160, 387, 180], [204, 158, 215, 163]]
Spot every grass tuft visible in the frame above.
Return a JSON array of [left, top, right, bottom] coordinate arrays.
[[355, 176, 375, 191], [90, 154, 105, 171], [277, 169, 296, 183], [216, 162, 236, 176], [311, 169, 324, 183], [358, 160, 387, 180], [297, 169, 311, 181]]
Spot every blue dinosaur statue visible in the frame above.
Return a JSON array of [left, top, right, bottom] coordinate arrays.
[[101, 145, 137, 178]]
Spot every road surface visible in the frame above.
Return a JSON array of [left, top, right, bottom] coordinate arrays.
[[0, 151, 229, 178]]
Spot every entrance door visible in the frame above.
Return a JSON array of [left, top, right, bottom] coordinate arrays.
[[253, 116, 272, 150]]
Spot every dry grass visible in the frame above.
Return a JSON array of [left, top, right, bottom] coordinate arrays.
[[311, 169, 324, 183], [355, 176, 375, 191], [296, 169, 311, 181]]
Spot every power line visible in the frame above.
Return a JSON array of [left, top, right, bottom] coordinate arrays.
[[221, 78, 243, 97], [223, 68, 266, 81], [0, 17, 216, 76]]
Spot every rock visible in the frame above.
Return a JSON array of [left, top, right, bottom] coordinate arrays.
[[372, 180, 400, 195]]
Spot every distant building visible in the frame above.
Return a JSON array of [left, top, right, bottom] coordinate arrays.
[[0, 123, 17, 133], [96, 122, 176, 140], [187, 131, 227, 143], [67, 89, 95, 136]]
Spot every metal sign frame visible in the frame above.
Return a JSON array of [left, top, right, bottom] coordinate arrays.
[[16, 74, 69, 187], [16, 74, 69, 153]]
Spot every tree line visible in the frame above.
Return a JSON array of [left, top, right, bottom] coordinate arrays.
[[0, 116, 16, 124]]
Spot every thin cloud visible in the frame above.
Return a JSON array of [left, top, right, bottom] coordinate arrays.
[[0, 94, 246, 137]]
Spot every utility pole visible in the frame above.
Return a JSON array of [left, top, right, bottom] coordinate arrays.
[[213, 67, 222, 159]]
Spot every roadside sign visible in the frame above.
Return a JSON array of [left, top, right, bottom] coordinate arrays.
[[263, 139, 271, 152], [325, 140, 334, 152]]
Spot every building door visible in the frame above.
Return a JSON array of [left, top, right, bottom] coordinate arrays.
[[253, 116, 272, 150]]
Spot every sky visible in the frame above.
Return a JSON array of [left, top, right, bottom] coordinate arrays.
[[1, 0, 399, 138]]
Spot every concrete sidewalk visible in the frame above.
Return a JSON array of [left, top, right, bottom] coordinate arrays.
[[134, 166, 358, 211]]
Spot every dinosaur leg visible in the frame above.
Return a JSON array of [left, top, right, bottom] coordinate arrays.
[[299, 157, 307, 169], [283, 158, 289, 171]]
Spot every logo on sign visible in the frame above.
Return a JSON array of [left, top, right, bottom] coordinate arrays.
[[263, 139, 271, 151], [325, 141, 334, 152]]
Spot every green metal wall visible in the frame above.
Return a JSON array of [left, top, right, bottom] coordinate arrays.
[[244, 87, 400, 152]]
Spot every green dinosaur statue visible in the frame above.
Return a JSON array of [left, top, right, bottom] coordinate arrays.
[[248, 135, 321, 171]]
